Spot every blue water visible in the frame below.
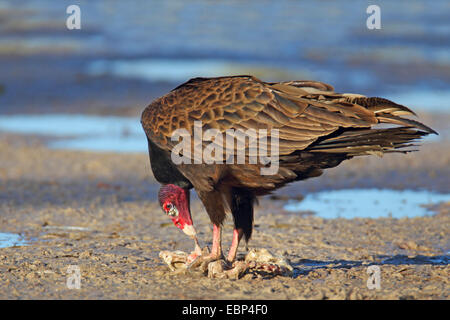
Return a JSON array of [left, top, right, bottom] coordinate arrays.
[[0, 232, 29, 248], [0, 114, 146, 153], [87, 59, 265, 83], [384, 90, 450, 113], [284, 189, 450, 219]]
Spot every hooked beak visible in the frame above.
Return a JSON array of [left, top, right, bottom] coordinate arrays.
[[170, 210, 196, 237]]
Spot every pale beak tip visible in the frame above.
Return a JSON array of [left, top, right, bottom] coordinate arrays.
[[182, 224, 197, 237]]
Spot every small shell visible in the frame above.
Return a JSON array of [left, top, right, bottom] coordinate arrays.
[[159, 250, 188, 271]]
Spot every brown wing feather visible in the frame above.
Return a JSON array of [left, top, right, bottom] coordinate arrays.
[[141, 75, 435, 191], [141, 75, 435, 156]]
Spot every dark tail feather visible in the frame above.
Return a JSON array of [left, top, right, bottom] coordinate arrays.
[[376, 113, 438, 135], [307, 127, 431, 156], [231, 188, 255, 244]]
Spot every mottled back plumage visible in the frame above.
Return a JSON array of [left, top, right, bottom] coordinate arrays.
[[142, 75, 434, 191]]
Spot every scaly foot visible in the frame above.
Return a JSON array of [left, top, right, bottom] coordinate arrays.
[[186, 248, 226, 272]]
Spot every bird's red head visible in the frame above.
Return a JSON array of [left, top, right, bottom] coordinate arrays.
[[158, 184, 196, 237]]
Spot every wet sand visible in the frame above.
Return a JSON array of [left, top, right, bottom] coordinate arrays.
[[0, 118, 448, 299]]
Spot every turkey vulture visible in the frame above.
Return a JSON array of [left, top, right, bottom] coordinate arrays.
[[141, 75, 436, 264]]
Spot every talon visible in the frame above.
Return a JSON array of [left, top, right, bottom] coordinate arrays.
[[185, 246, 211, 269], [186, 236, 205, 264], [187, 252, 221, 271]]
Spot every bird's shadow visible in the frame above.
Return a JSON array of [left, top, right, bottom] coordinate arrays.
[[290, 254, 449, 279]]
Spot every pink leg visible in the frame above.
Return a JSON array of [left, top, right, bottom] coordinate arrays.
[[210, 224, 222, 258], [227, 228, 243, 262], [186, 236, 203, 263], [187, 224, 223, 269]]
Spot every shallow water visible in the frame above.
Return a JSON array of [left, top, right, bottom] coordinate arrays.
[[385, 90, 450, 113], [283, 189, 450, 219], [87, 59, 290, 83], [0, 232, 29, 248], [0, 114, 146, 153]]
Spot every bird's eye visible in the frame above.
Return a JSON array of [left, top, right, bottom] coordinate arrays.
[[163, 202, 172, 212], [163, 201, 178, 217]]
